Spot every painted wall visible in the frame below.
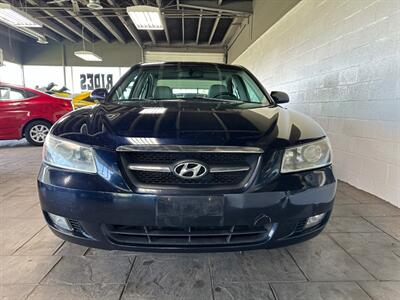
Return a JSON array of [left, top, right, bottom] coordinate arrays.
[[22, 40, 143, 67], [227, 0, 300, 63], [0, 33, 23, 64], [231, 0, 400, 207]]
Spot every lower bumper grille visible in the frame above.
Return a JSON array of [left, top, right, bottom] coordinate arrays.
[[68, 219, 83, 233], [104, 224, 274, 247]]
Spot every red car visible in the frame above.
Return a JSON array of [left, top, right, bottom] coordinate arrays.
[[0, 83, 72, 146]]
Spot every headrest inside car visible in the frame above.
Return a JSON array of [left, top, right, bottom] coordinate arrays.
[[208, 84, 228, 98], [154, 86, 173, 99]]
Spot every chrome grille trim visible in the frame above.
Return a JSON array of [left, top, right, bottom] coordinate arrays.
[[127, 164, 250, 173], [128, 164, 170, 172], [209, 166, 250, 173], [117, 144, 264, 154]]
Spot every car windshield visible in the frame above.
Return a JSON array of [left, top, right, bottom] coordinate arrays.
[[110, 65, 270, 104]]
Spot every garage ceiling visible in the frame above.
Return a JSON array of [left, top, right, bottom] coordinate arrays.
[[0, 0, 253, 49]]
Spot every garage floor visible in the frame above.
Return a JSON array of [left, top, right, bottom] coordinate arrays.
[[1, 140, 399, 300]]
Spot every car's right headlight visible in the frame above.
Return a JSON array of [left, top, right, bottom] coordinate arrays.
[[281, 137, 332, 173], [43, 134, 97, 173]]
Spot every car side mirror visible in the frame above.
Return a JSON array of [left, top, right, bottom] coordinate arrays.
[[270, 91, 289, 104], [90, 88, 108, 103]]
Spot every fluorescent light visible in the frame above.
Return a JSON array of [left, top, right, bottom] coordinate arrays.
[[127, 5, 163, 30], [87, 0, 103, 10], [36, 36, 48, 44], [74, 50, 103, 62], [0, 4, 42, 28]]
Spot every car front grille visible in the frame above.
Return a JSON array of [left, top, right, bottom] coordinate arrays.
[[127, 152, 250, 165], [104, 224, 274, 247], [133, 170, 247, 186], [117, 145, 262, 191]]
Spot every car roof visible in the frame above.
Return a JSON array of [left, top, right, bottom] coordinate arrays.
[[137, 61, 244, 70]]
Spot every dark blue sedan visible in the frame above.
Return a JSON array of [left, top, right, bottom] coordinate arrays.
[[38, 62, 336, 252]]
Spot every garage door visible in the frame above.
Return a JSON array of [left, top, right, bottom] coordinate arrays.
[[144, 51, 225, 64]]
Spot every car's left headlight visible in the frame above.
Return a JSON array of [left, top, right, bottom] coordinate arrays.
[[281, 137, 332, 173], [43, 134, 97, 173]]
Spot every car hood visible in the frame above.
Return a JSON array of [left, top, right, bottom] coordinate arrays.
[[51, 101, 325, 150]]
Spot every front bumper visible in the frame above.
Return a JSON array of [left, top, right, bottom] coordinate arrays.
[[38, 163, 336, 252]]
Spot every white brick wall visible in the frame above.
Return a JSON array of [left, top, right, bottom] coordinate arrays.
[[232, 0, 400, 207]]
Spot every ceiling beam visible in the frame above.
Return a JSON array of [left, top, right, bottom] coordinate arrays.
[[106, 0, 142, 46], [64, 13, 110, 43], [1, 24, 46, 43], [0, 24, 31, 43], [3, 0, 78, 43], [179, 0, 252, 15], [222, 17, 242, 46], [132, 0, 156, 44], [196, 9, 202, 44], [182, 8, 185, 44], [80, 0, 126, 43], [32, 15, 78, 42], [49, 0, 110, 43], [143, 43, 225, 50], [156, 0, 170, 44], [26, 0, 94, 42], [36, 27, 63, 42], [208, 13, 220, 44], [0, 2, 62, 43]]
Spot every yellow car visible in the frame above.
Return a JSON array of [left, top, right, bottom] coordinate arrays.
[[72, 91, 97, 109]]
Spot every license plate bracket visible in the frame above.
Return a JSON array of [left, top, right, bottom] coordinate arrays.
[[156, 196, 224, 227]]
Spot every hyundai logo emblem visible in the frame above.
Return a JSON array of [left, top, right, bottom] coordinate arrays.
[[173, 160, 208, 179]]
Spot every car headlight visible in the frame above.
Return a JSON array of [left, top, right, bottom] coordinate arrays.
[[281, 137, 332, 173], [43, 134, 97, 173]]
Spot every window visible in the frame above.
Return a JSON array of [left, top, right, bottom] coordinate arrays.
[[0, 87, 25, 101], [242, 76, 265, 103], [138, 74, 153, 99], [24, 91, 38, 99], [112, 70, 139, 101], [109, 65, 270, 105]]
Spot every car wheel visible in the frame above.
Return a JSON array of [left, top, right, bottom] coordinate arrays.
[[24, 120, 51, 146]]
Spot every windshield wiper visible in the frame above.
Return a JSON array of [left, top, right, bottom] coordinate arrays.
[[178, 97, 244, 103], [117, 97, 245, 104]]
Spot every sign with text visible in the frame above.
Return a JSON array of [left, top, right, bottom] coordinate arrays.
[[80, 73, 113, 90], [67, 66, 123, 94]]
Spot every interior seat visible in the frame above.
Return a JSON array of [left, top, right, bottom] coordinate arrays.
[[208, 84, 228, 98], [154, 86, 173, 99]]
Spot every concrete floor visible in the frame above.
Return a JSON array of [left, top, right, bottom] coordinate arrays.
[[1, 140, 400, 300]]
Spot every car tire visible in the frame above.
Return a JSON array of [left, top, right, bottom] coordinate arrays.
[[24, 120, 52, 146]]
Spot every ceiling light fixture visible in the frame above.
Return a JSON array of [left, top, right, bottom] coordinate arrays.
[[0, 3, 42, 28], [74, 26, 103, 62], [87, 0, 103, 10], [127, 5, 164, 30], [74, 50, 102, 62], [36, 36, 48, 44]]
